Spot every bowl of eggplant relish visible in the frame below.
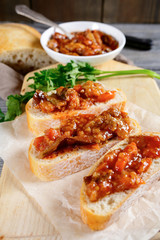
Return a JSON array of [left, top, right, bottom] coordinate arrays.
[[41, 21, 126, 65]]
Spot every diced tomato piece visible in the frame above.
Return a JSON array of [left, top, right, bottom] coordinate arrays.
[[45, 128, 61, 141], [124, 142, 138, 155], [137, 158, 152, 174], [39, 100, 55, 113], [115, 142, 138, 172], [86, 181, 99, 202], [98, 181, 112, 196], [73, 84, 83, 93], [96, 161, 109, 173], [115, 152, 130, 172], [33, 136, 48, 152], [116, 171, 145, 190], [96, 91, 116, 102]]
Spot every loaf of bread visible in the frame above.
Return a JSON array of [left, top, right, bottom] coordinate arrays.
[[0, 23, 55, 74], [80, 132, 160, 230]]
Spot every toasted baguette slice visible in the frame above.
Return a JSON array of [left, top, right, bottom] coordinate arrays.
[[80, 132, 160, 231], [28, 118, 140, 181], [26, 88, 126, 136]]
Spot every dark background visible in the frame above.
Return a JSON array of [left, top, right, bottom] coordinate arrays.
[[1, 0, 160, 23]]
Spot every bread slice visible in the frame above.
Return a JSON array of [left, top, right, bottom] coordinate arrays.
[[26, 88, 127, 136], [80, 132, 160, 230], [0, 23, 55, 74], [28, 118, 140, 181]]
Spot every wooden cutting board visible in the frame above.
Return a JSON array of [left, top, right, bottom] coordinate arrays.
[[0, 60, 160, 239]]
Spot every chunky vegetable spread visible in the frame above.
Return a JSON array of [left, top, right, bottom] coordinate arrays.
[[33, 108, 133, 159], [47, 29, 119, 56], [84, 135, 160, 202], [33, 81, 115, 113]]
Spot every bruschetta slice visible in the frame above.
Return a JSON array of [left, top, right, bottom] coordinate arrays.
[[80, 133, 160, 230], [28, 108, 141, 181], [26, 81, 126, 136]]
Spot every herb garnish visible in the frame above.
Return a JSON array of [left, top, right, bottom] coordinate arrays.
[[27, 61, 97, 92], [0, 91, 35, 122], [1, 61, 160, 122]]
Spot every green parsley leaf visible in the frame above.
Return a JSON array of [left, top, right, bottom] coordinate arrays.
[[27, 61, 98, 91], [0, 109, 5, 122], [4, 95, 23, 121], [1, 91, 35, 122]]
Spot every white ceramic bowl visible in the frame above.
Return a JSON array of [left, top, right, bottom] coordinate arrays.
[[40, 21, 126, 66]]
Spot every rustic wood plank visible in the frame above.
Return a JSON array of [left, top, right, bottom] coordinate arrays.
[[1, 0, 160, 23], [0, 0, 31, 22], [103, 0, 160, 23], [31, 0, 102, 22], [151, 232, 160, 240], [0, 165, 56, 238]]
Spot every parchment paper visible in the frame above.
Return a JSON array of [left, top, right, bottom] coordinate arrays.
[[0, 102, 160, 240]]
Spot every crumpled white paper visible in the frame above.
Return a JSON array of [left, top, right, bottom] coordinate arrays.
[[0, 102, 160, 240]]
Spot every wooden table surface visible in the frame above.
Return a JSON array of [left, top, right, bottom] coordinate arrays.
[[0, 23, 160, 239]]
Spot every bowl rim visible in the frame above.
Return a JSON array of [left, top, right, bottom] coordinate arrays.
[[40, 21, 126, 59]]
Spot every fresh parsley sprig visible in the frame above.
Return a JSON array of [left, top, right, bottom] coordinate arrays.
[[0, 91, 35, 122], [93, 69, 160, 80], [27, 61, 97, 92], [1, 60, 160, 122], [27, 61, 160, 91]]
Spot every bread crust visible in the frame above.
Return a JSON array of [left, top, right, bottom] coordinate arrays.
[[26, 89, 127, 136], [0, 23, 42, 52], [0, 23, 55, 74], [80, 132, 160, 230]]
